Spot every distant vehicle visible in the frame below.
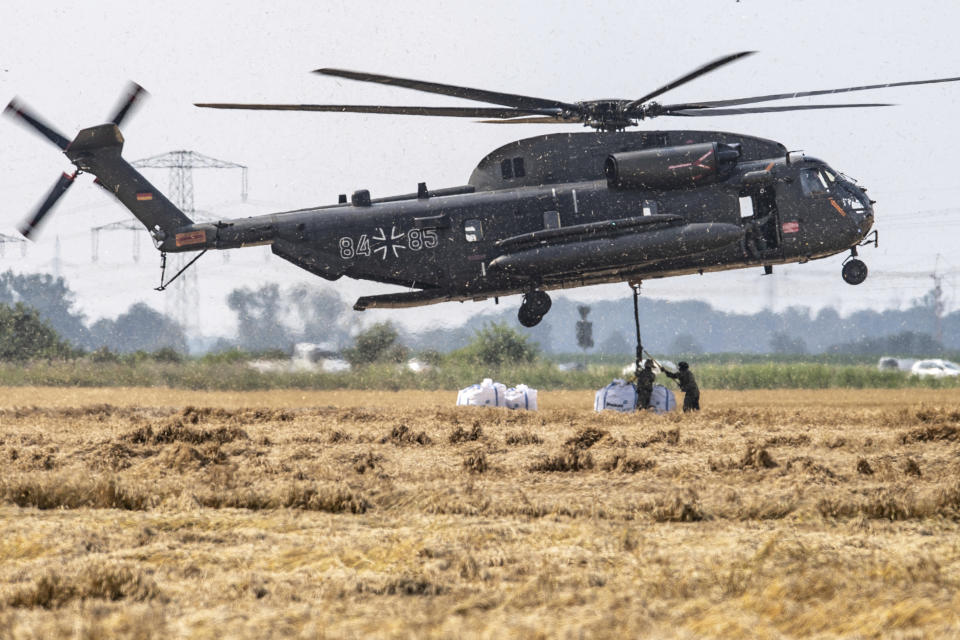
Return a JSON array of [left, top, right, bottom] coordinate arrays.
[[877, 357, 900, 371], [877, 357, 916, 372], [910, 359, 960, 378], [406, 358, 431, 373], [249, 341, 350, 373]]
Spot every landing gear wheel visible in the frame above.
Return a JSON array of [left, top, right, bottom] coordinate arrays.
[[518, 290, 551, 327], [842, 258, 868, 285], [518, 306, 541, 327]]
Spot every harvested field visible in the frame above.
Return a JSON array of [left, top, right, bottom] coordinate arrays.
[[0, 387, 959, 638]]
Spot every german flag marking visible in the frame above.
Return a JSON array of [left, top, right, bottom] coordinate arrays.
[[136, 192, 153, 201]]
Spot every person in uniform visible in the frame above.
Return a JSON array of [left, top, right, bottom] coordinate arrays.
[[665, 361, 700, 412], [634, 359, 656, 410]]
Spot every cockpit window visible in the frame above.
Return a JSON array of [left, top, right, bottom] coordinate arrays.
[[834, 177, 870, 212], [800, 169, 830, 197]]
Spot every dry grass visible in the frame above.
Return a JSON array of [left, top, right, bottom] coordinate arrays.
[[0, 387, 958, 638]]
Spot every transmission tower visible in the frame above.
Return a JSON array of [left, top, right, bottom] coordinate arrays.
[[91, 220, 142, 263], [0, 233, 27, 258], [131, 150, 248, 214], [130, 151, 248, 333]]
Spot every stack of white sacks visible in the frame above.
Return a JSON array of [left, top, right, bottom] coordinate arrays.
[[457, 378, 538, 411], [649, 384, 677, 413], [595, 379, 677, 414], [594, 379, 638, 412]]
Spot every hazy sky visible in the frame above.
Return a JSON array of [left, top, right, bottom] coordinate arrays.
[[2, 1, 959, 336]]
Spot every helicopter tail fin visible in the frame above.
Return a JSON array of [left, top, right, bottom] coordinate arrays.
[[66, 124, 195, 247]]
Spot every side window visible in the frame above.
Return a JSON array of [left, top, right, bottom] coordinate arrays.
[[464, 219, 483, 242], [650, 133, 669, 147], [500, 157, 526, 180], [513, 157, 526, 178]]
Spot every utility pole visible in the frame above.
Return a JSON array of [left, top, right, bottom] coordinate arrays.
[[52, 235, 61, 280], [932, 254, 944, 345], [576, 305, 594, 367], [130, 151, 248, 333]]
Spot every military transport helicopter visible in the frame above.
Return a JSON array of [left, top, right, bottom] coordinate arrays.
[[7, 52, 960, 327]]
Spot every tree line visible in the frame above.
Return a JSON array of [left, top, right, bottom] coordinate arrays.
[[0, 269, 956, 360]]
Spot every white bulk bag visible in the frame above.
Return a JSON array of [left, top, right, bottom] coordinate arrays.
[[457, 378, 507, 407], [594, 379, 638, 413], [504, 384, 538, 411], [649, 384, 677, 414]]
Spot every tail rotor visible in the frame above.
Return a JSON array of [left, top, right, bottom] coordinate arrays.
[[4, 82, 148, 240]]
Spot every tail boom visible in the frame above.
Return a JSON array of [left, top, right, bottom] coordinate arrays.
[[66, 124, 194, 249]]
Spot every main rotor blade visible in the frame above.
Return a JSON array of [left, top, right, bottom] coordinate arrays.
[[664, 103, 894, 116], [194, 103, 540, 118], [626, 51, 756, 109], [4, 99, 71, 150], [665, 75, 960, 109], [19, 172, 76, 240], [478, 115, 582, 124], [108, 82, 148, 126], [314, 68, 577, 112]]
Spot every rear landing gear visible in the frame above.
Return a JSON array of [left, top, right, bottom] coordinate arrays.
[[842, 247, 868, 285], [518, 290, 551, 327]]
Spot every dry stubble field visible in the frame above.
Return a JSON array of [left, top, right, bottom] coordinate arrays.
[[0, 386, 959, 638]]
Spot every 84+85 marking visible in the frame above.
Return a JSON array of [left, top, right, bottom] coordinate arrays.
[[339, 226, 438, 260]]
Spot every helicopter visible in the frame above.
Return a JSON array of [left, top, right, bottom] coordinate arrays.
[[7, 52, 960, 328]]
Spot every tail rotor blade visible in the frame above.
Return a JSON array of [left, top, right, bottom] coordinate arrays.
[[108, 82, 148, 126], [4, 99, 71, 150], [18, 172, 76, 240]]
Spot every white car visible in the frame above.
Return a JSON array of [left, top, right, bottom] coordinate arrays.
[[910, 359, 960, 378]]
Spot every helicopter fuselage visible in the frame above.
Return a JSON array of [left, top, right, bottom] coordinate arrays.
[[164, 130, 874, 318]]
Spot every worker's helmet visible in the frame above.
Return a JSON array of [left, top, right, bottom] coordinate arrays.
[[644, 360, 654, 369], [678, 361, 689, 370]]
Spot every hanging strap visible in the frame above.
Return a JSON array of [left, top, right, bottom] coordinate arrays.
[[155, 249, 207, 292], [631, 282, 643, 373]]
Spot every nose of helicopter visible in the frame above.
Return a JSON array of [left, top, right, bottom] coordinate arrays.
[[836, 179, 874, 243], [859, 210, 874, 242], [853, 185, 874, 238]]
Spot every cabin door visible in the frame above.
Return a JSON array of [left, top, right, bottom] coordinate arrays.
[[739, 186, 782, 260]]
